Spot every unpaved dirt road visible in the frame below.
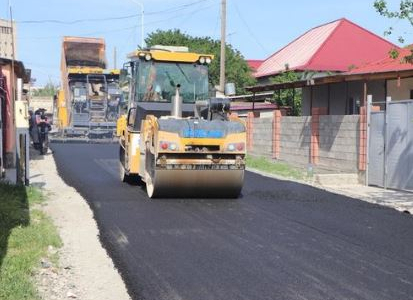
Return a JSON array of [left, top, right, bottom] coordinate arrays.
[[51, 143, 413, 300]]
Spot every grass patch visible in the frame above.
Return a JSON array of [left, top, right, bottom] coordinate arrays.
[[246, 155, 308, 181], [0, 183, 61, 300]]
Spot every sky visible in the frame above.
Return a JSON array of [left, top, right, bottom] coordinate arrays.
[[2, 0, 412, 86]]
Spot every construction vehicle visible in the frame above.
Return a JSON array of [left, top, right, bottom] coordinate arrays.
[[57, 36, 123, 139], [117, 46, 246, 198]]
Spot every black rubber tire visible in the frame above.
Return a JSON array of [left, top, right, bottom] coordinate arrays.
[[119, 145, 142, 185]]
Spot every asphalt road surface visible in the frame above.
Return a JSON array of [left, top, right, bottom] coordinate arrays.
[[50, 143, 413, 300]]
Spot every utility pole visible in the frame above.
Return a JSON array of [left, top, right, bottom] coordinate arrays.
[[9, 1, 15, 104], [219, 0, 226, 94], [114, 46, 117, 69]]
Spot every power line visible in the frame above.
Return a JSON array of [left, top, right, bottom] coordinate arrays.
[[18, 3, 215, 41], [146, 0, 210, 16], [18, 13, 140, 25], [18, 25, 138, 40], [232, 2, 269, 56], [176, 2, 216, 28], [17, 0, 210, 25]]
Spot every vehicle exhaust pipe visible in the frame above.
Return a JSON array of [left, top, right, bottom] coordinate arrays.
[[172, 84, 182, 118]]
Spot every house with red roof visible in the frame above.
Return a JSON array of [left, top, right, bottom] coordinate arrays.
[[254, 18, 397, 84], [247, 60, 264, 73], [247, 18, 413, 115], [248, 47, 413, 115], [246, 49, 413, 189], [243, 19, 413, 189]]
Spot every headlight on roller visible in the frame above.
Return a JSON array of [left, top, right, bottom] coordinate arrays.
[[227, 142, 245, 152], [159, 141, 178, 151]]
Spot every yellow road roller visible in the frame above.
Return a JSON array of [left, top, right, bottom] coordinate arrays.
[[117, 45, 246, 198]]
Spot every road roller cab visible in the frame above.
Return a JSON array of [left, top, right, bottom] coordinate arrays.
[[117, 46, 246, 198]]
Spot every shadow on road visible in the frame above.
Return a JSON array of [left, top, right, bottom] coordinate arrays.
[[0, 183, 30, 270]]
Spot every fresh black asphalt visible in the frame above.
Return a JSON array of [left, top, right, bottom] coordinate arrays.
[[50, 143, 413, 300]]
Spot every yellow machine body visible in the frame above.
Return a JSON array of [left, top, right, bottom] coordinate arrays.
[[56, 36, 123, 138], [118, 46, 246, 198]]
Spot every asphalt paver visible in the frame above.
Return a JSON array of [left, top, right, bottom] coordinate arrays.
[[50, 143, 413, 300]]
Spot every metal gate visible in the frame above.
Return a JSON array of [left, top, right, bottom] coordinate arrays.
[[386, 101, 413, 191], [368, 111, 385, 187], [368, 99, 413, 192]]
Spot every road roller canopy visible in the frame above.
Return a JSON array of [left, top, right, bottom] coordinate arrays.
[[124, 46, 214, 103], [134, 60, 209, 103], [128, 45, 214, 64]]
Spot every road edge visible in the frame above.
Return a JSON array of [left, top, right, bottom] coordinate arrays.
[[246, 167, 413, 215], [30, 150, 131, 300]]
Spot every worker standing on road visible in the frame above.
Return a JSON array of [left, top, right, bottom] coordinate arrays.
[[29, 109, 40, 149]]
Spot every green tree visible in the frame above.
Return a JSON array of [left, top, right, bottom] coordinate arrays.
[[145, 29, 256, 94], [374, 0, 413, 62], [32, 81, 59, 97], [270, 71, 301, 116]]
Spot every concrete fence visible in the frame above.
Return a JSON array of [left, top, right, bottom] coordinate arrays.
[[247, 109, 362, 173], [318, 115, 359, 172]]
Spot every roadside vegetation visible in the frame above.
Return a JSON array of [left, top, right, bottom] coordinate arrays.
[[246, 155, 308, 181], [31, 81, 59, 97], [0, 183, 61, 300]]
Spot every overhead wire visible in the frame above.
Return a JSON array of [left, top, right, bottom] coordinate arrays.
[[18, 2, 215, 40], [17, 0, 214, 82], [232, 2, 269, 56], [17, 0, 211, 25], [17, 13, 140, 25], [176, 2, 216, 29]]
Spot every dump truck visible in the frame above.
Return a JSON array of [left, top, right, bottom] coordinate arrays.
[[117, 46, 246, 198], [57, 36, 123, 139]]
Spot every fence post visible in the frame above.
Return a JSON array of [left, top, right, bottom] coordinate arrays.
[[246, 112, 254, 152], [311, 107, 327, 165], [358, 105, 367, 171], [384, 96, 391, 189], [272, 110, 282, 159], [365, 95, 372, 186]]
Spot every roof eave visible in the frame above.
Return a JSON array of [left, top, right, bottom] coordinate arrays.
[[247, 69, 413, 92]]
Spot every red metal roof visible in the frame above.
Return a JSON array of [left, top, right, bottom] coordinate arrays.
[[255, 18, 398, 78], [247, 60, 264, 71], [348, 48, 413, 74]]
